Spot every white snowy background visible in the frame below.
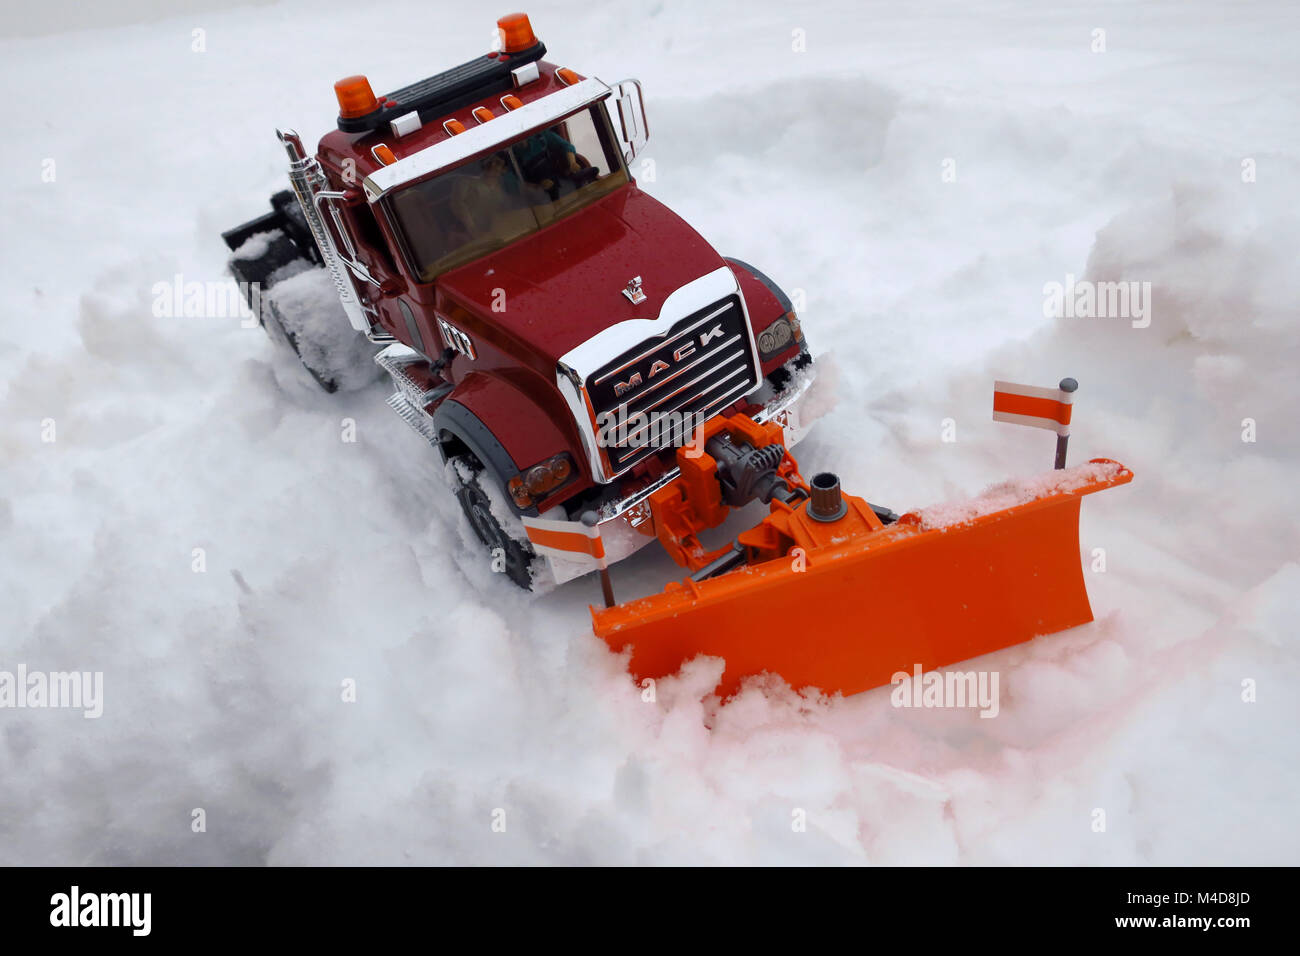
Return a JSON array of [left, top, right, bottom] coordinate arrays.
[[1, 0, 1297, 864]]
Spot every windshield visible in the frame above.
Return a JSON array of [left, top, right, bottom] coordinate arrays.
[[386, 105, 627, 281]]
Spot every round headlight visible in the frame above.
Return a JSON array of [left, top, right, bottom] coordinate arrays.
[[519, 454, 574, 499], [757, 317, 793, 357]]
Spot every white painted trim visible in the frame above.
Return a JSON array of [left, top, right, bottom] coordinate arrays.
[[522, 515, 607, 570], [362, 78, 612, 201]]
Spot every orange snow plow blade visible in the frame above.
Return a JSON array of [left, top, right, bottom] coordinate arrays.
[[592, 459, 1132, 699]]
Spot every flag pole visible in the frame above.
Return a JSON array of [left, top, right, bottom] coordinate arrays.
[[582, 511, 616, 608], [1054, 377, 1077, 470]]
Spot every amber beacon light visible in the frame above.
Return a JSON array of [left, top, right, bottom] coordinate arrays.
[[497, 13, 537, 53], [334, 75, 378, 118]]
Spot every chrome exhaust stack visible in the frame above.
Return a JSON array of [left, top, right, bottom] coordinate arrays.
[[276, 128, 371, 334]]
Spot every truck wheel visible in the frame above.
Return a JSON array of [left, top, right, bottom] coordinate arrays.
[[450, 458, 538, 590], [227, 229, 379, 394], [259, 267, 381, 394]]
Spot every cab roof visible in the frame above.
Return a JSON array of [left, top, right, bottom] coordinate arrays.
[[316, 55, 586, 188]]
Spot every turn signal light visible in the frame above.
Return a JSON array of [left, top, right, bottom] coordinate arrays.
[[334, 75, 379, 118], [555, 67, 579, 86], [497, 13, 537, 53], [508, 454, 573, 507], [371, 143, 396, 165]]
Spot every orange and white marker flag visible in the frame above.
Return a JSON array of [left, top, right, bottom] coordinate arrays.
[[521, 515, 608, 571], [993, 380, 1075, 436]]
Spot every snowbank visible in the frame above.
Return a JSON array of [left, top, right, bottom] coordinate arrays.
[[1, 0, 1296, 864]]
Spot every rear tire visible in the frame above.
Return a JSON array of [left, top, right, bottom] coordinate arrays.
[[257, 266, 381, 394], [450, 457, 538, 591], [225, 199, 378, 394]]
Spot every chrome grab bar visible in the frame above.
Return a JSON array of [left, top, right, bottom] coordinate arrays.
[[275, 128, 372, 334], [311, 189, 382, 289]]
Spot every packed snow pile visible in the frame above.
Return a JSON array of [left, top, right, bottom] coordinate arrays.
[[914, 460, 1127, 530], [1, 0, 1297, 865], [260, 265, 383, 393]]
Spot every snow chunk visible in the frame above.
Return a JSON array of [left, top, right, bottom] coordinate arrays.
[[913, 460, 1126, 530], [230, 229, 280, 261], [264, 267, 381, 392]]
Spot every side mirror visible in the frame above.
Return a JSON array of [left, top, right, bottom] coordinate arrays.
[[606, 79, 649, 163]]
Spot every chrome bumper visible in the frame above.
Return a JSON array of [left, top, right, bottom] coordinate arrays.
[[539, 355, 819, 585]]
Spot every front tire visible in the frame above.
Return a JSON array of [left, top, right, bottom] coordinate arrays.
[[450, 457, 538, 591]]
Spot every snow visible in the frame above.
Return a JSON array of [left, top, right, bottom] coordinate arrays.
[[913, 459, 1126, 529], [2, 0, 1298, 864], [261, 265, 382, 392], [228, 229, 275, 262]]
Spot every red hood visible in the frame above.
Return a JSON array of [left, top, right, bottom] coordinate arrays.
[[437, 184, 726, 367]]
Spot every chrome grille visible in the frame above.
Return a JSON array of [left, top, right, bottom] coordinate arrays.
[[586, 295, 759, 472]]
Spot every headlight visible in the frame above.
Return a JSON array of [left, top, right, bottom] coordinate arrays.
[[757, 313, 796, 358], [508, 453, 574, 508]]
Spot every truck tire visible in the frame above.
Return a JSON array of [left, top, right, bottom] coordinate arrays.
[[450, 456, 538, 590], [258, 266, 381, 394], [225, 207, 379, 394]]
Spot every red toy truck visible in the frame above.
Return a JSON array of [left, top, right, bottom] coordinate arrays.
[[224, 12, 816, 590], [225, 13, 1130, 700]]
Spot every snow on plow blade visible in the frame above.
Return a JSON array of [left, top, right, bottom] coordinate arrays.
[[592, 459, 1133, 699]]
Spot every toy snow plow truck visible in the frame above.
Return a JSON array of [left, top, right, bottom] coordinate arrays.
[[224, 14, 1132, 700]]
